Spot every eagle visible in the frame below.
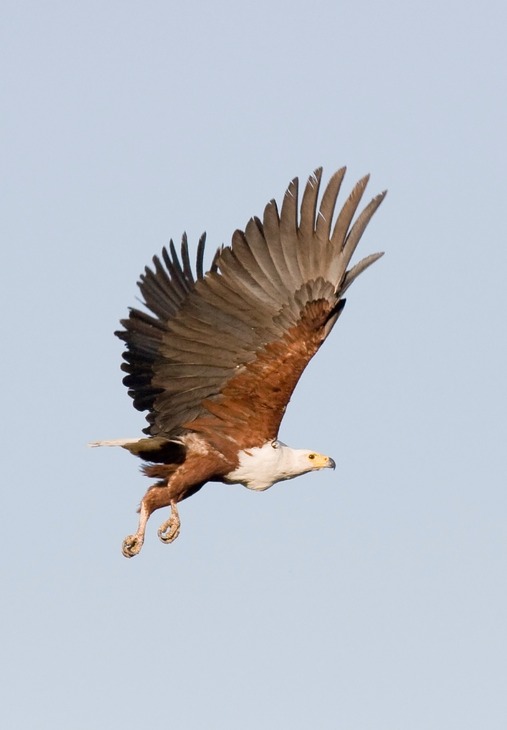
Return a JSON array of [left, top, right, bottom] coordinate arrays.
[[93, 167, 386, 558]]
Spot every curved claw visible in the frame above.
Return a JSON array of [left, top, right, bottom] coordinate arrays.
[[157, 520, 180, 544], [122, 533, 144, 558], [157, 502, 181, 544]]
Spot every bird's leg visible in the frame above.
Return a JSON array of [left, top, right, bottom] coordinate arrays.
[[157, 500, 181, 544], [122, 502, 150, 559]]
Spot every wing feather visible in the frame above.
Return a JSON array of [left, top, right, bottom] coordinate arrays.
[[280, 178, 304, 285], [243, 217, 287, 291], [331, 174, 370, 249], [315, 167, 346, 244], [299, 168, 322, 242], [116, 168, 386, 445], [262, 200, 294, 284], [229, 230, 283, 305]]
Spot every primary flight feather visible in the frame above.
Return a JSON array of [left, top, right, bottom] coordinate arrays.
[[95, 167, 386, 557]]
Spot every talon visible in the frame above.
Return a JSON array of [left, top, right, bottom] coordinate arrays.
[[122, 534, 143, 558], [157, 502, 181, 544], [157, 521, 180, 543]]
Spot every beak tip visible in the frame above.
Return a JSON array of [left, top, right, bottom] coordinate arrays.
[[328, 457, 336, 470]]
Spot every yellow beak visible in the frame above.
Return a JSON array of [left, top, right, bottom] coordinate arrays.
[[311, 453, 336, 470]]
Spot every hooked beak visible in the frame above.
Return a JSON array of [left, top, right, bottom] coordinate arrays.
[[311, 453, 336, 470]]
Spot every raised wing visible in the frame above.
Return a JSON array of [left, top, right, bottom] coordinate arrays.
[[117, 168, 386, 451]]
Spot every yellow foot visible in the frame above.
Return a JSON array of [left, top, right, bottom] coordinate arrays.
[[122, 533, 144, 558], [157, 506, 181, 544]]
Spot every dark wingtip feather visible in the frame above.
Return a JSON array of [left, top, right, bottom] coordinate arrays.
[[117, 233, 212, 418], [180, 233, 195, 283], [211, 244, 223, 272], [196, 233, 206, 279], [170, 236, 188, 282]]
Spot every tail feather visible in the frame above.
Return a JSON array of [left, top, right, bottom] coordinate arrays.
[[88, 438, 139, 448], [88, 436, 187, 464]]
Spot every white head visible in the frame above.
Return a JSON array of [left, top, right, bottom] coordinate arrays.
[[224, 440, 336, 491]]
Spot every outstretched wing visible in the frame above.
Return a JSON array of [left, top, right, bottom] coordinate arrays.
[[117, 168, 386, 451]]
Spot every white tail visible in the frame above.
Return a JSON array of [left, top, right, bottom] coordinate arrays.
[[88, 438, 139, 448]]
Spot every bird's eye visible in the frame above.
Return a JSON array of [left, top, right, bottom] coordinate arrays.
[[308, 453, 315, 460], [271, 440, 279, 449]]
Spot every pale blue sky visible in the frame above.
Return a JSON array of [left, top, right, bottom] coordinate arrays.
[[2, 1, 506, 728]]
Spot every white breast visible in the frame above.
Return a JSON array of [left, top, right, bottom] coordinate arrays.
[[224, 441, 311, 491]]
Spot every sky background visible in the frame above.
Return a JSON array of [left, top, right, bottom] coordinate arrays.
[[2, 1, 506, 728]]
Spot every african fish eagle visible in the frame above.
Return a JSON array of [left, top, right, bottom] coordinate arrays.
[[93, 167, 386, 557]]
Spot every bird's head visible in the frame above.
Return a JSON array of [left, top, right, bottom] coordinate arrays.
[[303, 450, 336, 471], [281, 443, 336, 477], [226, 440, 335, 491]]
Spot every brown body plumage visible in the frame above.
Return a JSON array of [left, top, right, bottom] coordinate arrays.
[[100, 167, 386, 557]]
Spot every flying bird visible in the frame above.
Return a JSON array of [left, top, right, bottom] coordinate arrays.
[[94, 167, 386, 557]]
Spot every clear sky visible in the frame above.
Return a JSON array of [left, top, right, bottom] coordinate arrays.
[[2, 1, 506, 728]]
